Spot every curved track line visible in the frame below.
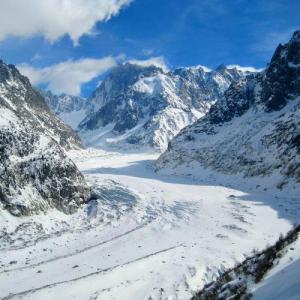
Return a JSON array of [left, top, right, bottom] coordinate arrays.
[[0, 223, 149, 275], [3, 244, 183, 300]]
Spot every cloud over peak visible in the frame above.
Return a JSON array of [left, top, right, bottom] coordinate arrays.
[[18, 57, 120, 95], [0, 0, 132, 44], [127, 57, 169, 72]]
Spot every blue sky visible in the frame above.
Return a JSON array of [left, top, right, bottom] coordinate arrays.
[[0, 0, 299, 96]]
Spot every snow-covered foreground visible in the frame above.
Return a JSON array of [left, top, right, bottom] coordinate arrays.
[[0, 150, 299, 300]]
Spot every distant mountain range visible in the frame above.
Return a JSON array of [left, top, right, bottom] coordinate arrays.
[[40, 90, 88, 129], [44, 63, 255, 151], [157, 30, 300, 189]]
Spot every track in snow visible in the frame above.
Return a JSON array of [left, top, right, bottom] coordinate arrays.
[[3, 244, 182, 300]]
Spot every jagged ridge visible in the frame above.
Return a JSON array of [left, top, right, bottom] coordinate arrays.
[[157, 30, 300, 187], [77, 63, 251, 150]]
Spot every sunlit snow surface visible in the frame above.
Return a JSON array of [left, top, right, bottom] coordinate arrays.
[[0, 149, 299, 300]]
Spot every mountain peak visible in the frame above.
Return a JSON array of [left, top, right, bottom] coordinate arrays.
[[291, 29, 300, 42], [215, 64, 227, 72], [0, 59, 31, 88], [76, 59, 248, 150], [262, 28, 300, 111]]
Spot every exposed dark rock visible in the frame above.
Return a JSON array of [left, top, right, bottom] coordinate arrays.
[[0, 60, 90, 216], [262, 30, 300, 112]]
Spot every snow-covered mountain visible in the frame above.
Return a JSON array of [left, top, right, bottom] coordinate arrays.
[[41, 90, 89, 129], [157, 30, 300, 188], [77, 63, 253, 151], [0, 60, 90, 216]]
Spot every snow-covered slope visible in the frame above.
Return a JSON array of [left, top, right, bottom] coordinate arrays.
[[42, 90, 90, 128], [192, 226, 300, 300], [1, 150, 298, 300], [157, 30, 300, 189], [0, 60, 90, 216], [78, 63, 252, 151]]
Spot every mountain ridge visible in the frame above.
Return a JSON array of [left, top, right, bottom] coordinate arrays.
[[156, 30, 300, 189], [43, 62, 256, 151]]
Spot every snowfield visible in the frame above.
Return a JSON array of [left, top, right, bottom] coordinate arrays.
[[0, 149, 299, 300]]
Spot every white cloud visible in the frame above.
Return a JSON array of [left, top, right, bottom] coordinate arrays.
[[18, 55, 169, 96], [127, 56, 169, 72], [0, 0, 132, 45], [18, 57, 119, 95]]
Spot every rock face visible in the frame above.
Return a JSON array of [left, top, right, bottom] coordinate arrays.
[[0, 60, 90, 216], [157, 30, 300, 187], [77, 63, 251, 151]]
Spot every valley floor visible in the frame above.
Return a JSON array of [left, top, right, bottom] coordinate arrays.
[[0, 150, 299, 300]]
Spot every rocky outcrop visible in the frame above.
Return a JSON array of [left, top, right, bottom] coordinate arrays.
[[262, 31, 300, 111], [0, 60, 90, 216]]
